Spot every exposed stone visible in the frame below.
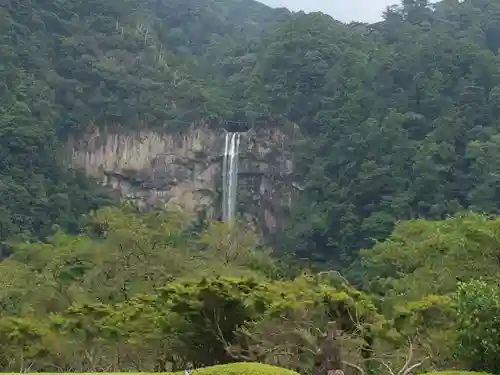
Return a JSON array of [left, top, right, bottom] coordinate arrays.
[[68, 122, 302, 233]]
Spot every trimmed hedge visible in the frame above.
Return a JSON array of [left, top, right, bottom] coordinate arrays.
[[183, 363, 300, 375]]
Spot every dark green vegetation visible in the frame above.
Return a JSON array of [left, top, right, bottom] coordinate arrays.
[[3, 0, 500, 373], [7, 0, 500, 266], [277, 0, 500, 266], [0, 0, 285, 250]]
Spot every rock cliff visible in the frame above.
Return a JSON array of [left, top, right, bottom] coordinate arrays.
[[68, 122, 301, 233]]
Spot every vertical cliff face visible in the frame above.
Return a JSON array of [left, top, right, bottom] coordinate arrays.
[[69, 122, 301, 233]]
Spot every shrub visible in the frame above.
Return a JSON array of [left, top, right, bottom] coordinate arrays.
[[454, 280, 500, 374], [181, 363, 300, 375], [422, 372, 493, 375]]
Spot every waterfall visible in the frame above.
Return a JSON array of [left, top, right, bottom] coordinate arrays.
[[222, 132, 241, 222]]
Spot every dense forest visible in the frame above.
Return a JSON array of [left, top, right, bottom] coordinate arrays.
[[2, 0, 500, 373]]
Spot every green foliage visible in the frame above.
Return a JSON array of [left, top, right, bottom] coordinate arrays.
[[150, 0, 289, 57], [390, 295, 458, 366], [2, 206, 276, 312], [355, 213, 500, 300], [4, 0, 500, 373], [183, 362, 299, 375], [1, 204, 498, 372], [454, 280, 500, 374], [0, 205, 389, 371], [0, 316, 50, 371], [0, 0, 288, 249], [235, 1, 500, 266], [6, 0, 500, 269], [151, 275, 382, 367], [350, 213, 500, 367]]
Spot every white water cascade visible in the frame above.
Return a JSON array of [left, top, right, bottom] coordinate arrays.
[[221, 131, 242, 222]]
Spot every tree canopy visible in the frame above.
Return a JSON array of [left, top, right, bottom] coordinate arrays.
[[3, 0, 500, 372]]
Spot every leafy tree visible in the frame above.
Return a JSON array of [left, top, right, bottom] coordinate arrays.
[[454, 280, 500, 374], [354, 213, 500, 300]]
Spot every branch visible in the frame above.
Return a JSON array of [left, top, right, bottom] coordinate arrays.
[[370, 336, 428, 375], [204, 308, 253, 361], [372, 358, 396, 375], [317, 270, 353, 288], [397, 338, 413, 375], [343, 361, 365, 375], [400, 357, 429, 375]]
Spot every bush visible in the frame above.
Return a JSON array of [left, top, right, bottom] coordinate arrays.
[[422, 372, 493, 375], [181, 363, 300, 375], [454, 280, 500, 374]]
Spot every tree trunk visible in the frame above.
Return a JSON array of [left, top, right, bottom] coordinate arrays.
[[313, 322, 344, 375]]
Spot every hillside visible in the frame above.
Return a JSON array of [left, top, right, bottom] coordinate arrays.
[[260, 1, 500, 266], [3, 0, 500, 373], [179, 0, 500, 266], [4, 0, 500, 265], [147, 0, 289, 56], [0, 0, 284, 249]]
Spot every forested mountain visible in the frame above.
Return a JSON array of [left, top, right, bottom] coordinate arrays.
[[148, 0, 289, 56], [3, 0, 500, 373], [0, 0, 285, 250], [3, 0, 500, 265], [269, 1, 500, 266], [150, 0, 500, 268]]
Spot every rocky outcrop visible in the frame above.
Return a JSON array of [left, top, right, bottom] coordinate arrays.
[[68, 122, 301, 233]]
